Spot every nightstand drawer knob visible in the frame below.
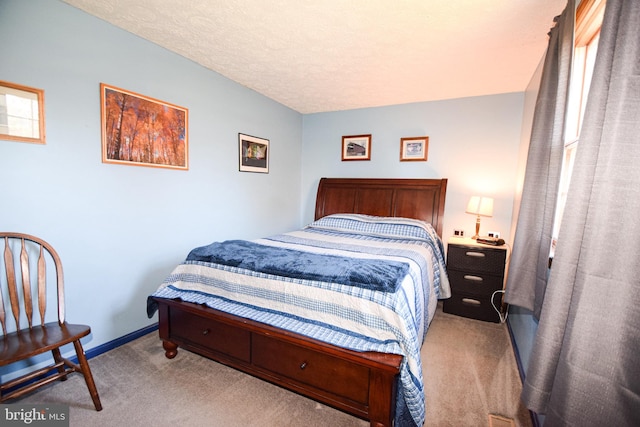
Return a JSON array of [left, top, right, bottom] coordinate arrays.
[[462, 298, 481, 306], [465, 251, 485, 258], [463, 275, 483, 282]]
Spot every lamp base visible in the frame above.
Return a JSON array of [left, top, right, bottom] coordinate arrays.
[[472, 215, 481, 239]]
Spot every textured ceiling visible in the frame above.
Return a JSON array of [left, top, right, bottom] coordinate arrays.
[[63, 0, 567, 114]]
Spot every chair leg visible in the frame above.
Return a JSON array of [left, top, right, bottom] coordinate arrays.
[[72, 340, 103, 411], [51, 348, 69, 381]]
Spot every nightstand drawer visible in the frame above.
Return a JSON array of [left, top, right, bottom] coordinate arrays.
[[447, 245, 506, 275], [443, 291, 501, 323], [447, 269, 504, 295]]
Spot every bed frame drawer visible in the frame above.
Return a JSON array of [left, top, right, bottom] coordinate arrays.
[[169, 307, 251, 362], [154, 297, 403, 427], [252, 333, 370, 405]]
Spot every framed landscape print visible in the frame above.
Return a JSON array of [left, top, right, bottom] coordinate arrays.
[[342, 134, 371, 161], [239, 133, 269, 173], [400, 136, 428, 162], [100, 83, 188, 170]]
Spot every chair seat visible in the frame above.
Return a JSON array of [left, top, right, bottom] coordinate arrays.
[[0, 322, 91, 366]]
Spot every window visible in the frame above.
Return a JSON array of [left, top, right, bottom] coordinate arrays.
[[0, 80, 45, 144], [551, 0, 605, 253]]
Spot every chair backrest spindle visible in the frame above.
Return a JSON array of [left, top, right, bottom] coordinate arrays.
[[20, 238, 35, 328], [38, 245, 47, 326], [3, 236, 22, 331], [0, 238, 8, 335]]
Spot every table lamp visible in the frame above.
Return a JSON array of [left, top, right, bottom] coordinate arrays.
[[466, 196, 493, 239]]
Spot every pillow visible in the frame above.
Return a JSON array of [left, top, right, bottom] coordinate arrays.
[[306, 213, 438, 241]]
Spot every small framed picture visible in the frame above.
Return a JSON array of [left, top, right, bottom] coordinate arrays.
[[0, 80, 46, 144], [400, 136, 429, 162], [239, 133, 269, 173], [342, 134, 371, 161]]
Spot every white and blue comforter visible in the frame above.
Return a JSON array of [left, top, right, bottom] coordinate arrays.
[[148, 214, 450, 427]]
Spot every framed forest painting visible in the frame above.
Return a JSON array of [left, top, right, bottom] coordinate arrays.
[[100, 83, 188, 170]]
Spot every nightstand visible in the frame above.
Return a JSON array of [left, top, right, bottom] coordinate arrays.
[[443, 237, 507, 322]]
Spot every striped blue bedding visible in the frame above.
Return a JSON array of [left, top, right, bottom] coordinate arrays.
[[149, 214, 450, 427]]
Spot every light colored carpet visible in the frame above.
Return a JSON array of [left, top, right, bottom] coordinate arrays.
[[19, 303, 532, 426], [422, 306, 531, 427]]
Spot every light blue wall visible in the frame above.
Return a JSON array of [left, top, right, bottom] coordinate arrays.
[[508, 306, 539, 373], [0, 0, 302, 365], [301, 94, 526, 240]]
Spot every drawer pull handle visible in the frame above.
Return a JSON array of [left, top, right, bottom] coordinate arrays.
[[300, 362, 308, 370], [202, 329, 210, 335], [462, 298, 481, 306], [464, 275, 483, 282], [465, 251, 485, 258]]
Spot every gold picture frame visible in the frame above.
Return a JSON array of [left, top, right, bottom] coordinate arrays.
[[0, 80, 45, 144], [400, 136, 428, 162], [342, 134, 371, 161], [100, 83, 188, 170]]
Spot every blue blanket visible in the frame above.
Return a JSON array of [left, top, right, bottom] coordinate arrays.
[[186, 239, 410, 292]]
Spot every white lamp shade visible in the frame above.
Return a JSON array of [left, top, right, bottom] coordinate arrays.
[[466, 196, 494, 217]]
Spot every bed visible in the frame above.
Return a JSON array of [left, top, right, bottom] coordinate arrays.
[[147, 178, 449, 427]]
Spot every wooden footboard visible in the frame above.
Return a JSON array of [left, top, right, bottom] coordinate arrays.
[[153, 297, 402, 427]]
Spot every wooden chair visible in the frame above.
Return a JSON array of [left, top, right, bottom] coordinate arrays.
[[0, 232, 102, 410]]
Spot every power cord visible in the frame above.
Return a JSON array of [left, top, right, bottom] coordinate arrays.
[[491, 241, 512, 324], [491, 289, 508, 323]]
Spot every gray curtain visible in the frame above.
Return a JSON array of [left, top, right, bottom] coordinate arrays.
[[521, 0, 640, 425], [503, 1, 574, 319]]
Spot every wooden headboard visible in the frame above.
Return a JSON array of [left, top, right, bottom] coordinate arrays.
[[314, 178, 448, 237]]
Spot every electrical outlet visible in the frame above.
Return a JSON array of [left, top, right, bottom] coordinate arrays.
[[487, 231, 500, 238], [454, 229, 465, 237]]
